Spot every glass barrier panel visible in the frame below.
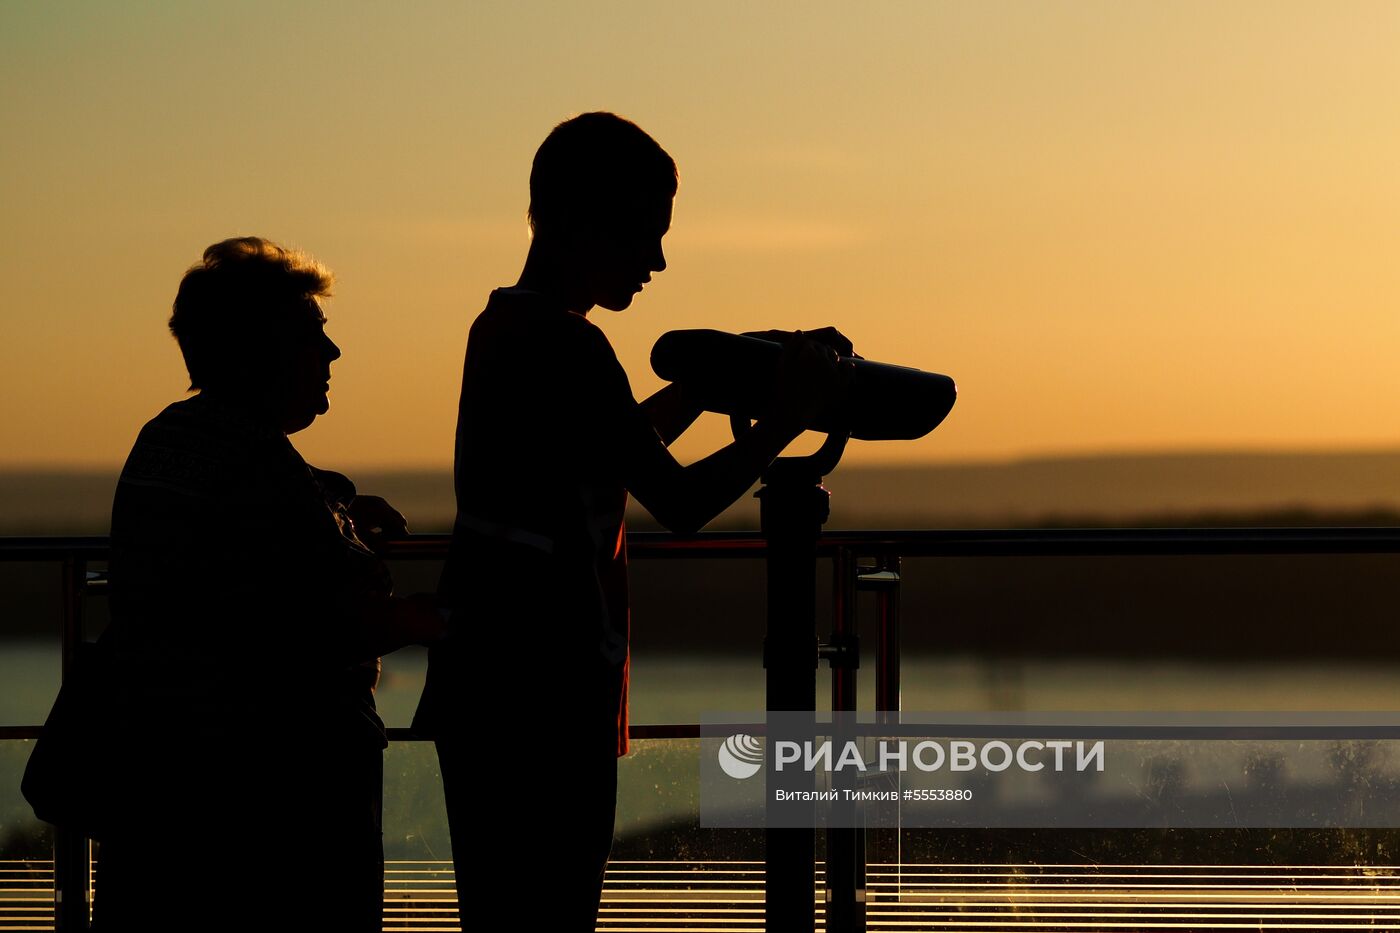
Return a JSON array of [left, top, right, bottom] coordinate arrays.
[[0, 739, 54, 930]]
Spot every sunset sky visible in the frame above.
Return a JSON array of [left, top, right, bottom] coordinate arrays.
[[3, 2, 1399, 470]]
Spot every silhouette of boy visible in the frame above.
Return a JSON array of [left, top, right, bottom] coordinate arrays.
[[413, 112, 847, 930]]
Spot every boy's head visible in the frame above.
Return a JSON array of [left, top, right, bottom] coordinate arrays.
[[529, 112, 677, 234], [529, 112, 677, 312]]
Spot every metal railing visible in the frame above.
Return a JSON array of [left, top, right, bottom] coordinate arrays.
[[8, 526, 1400, 932]]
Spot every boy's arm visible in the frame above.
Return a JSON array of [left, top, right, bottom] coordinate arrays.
[[611, 334, 848, 535], [627, 413, 804, 535], [639, 382, 703, 447], [640, 326, 857, 448]]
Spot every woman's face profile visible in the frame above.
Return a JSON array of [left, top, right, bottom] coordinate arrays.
[[270, 298, 341, 434]]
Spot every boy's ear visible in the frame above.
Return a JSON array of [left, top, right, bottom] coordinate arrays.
[[532, 209, 566, 240], [556, 210, 603, 248]]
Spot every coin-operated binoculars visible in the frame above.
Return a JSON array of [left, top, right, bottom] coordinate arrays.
[[652, 330, 956, 933]]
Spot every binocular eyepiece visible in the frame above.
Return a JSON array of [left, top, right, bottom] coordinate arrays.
[[650, 329, 956, 442]]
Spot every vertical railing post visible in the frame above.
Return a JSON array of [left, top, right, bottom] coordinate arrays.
[[55, 556, 91, 932], [863, 555, 902, 901], [825, 546, 864, 932], [873, 554, 901, 718]]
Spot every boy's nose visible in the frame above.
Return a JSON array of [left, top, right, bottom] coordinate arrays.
[[652, 243, 666, 273], [323, 333, 342, 362]]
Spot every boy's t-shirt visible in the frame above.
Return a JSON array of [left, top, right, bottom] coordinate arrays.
[[414, 286, 670, 758]]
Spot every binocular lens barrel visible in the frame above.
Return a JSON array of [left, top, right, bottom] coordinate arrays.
[[650, 329, 956, 441]]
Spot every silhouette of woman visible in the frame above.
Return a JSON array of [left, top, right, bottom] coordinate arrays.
[[94, 238, 443, 932]]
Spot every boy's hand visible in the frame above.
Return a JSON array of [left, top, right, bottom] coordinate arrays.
[[765, 330, 854, 434], [743, 326, 861, 359]]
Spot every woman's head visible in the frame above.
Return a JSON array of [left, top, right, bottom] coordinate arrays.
[[169, 237, 340, 433]]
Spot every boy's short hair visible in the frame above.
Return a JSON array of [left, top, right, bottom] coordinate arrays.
[[528, 112, 678, 234], [169, 237, 333, 390]]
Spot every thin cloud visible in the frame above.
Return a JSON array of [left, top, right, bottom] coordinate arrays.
[[374, 212, 868, 253], [669, 216, 868, 253], [376, 215, 529, 245], [742, 145, 861, 173]]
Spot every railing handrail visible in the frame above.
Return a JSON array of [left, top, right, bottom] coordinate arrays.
[[10, 525, 1400, 930], [6, 525, 1400, 562]]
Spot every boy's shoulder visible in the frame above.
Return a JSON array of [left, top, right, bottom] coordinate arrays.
[[472, 287, 617, 357], [480, 286, 594, 324]]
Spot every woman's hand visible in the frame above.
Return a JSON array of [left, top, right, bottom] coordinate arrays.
[[348, 495, 408, 552]]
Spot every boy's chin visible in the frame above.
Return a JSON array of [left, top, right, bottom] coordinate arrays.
[[597, 293, 636, 312]]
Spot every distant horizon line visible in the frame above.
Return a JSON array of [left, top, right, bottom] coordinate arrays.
[[10, 442, 1400, 475]]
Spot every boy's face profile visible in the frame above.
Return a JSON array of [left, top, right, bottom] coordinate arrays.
[[577, 196, 672, 313]]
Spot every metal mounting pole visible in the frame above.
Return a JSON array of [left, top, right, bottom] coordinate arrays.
[[755, 430, 848, 933]]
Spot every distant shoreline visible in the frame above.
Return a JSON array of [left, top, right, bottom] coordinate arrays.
[[5, 448, 1400, 535]]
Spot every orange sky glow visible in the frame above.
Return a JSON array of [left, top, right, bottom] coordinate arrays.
[[3, 2, 1399, 470]]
